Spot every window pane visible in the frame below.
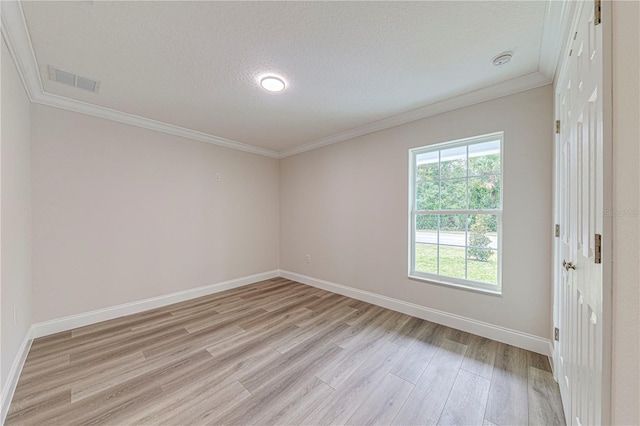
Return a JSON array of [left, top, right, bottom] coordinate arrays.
[[416, 214, 438, 244], [416, 152, 439, 181], [468, 214, 498, 249], [415, 243, 438, 274], [440, 146, 467, 180], [439, 246, 466, 280], [469, 175, 501, 209], [468, 140, 500, 176], [416, 180, 439, 210], [439, 214, 467, 248], [440, 179, 467, 210], [467, 249, 498, 284]]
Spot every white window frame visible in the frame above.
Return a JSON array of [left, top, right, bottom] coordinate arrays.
[[408, 132, 503, 295]]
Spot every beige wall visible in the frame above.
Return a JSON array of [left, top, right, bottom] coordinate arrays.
[[30, 104, 279, 323], [280, 85, 554, 339], [611, 2, 640, 424], [1, 38, 32, 391]]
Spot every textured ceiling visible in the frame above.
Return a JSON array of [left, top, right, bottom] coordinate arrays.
[[21, 1, 547, 152]]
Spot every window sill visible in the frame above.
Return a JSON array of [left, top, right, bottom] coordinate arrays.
[[408, 274, 502, 296]]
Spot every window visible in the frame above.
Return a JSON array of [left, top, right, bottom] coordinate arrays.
[[409, 132, 503, 294]]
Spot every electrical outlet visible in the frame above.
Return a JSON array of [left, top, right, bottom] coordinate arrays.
[[215, 173, 221, 182], [305, 254, 311, 263]]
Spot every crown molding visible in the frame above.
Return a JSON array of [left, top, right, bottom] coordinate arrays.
[[4, 0, 558, 160], [539, 0, 579, 81], [33, 91, 281, 158], [279, 71, 551, 158], [1, 0, 44, 102]]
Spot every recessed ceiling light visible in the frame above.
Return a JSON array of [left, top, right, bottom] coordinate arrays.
[[260, 76, 286, 92], [492, 52, 513, 67]]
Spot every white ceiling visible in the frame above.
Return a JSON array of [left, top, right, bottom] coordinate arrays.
[[19, 1, 552, 154]]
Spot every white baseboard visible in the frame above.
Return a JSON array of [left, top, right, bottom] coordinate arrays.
[[1, 330, 33, 425], [31, 270, 279, 338], [279, 270, 552, 356]]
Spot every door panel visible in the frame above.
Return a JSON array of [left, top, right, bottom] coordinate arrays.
[[555, 1, 603, 425]]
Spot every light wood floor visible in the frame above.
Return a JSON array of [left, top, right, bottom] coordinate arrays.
[[6, 278, 565, 425]]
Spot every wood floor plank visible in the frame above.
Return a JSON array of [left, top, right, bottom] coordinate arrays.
[[70, 351, 148, 402], [390, 323, 446, 384], [388, 316, 430, 347], [343, 303, 387, 326], [166, 295, 240, 318], [316, 337, 389, 389], [70, 326, 188, 363], [140, 380, 250, 426], [130, 307, 220, 333], [51, 350, 215, 425], [259, 289, 325, 312], [204, 322, 300, 367], [26, 327, 135, 364], [335, 310, 406, 350], [271, 305, 356, 353], [392, 339, 468, 426], [142, 324, 245, 360], [28, 330, 72, 348], [12, 346, 152, 405], [241, 327, 346, 393], [528, 351, 553, 373], [5, 388, 71, 425], [162, 345, 282, 398], [304, 341, 406, 425], [264, 377, 335, 425], [485, 343, 530, 426], [446, 327, 473, 346], [182, 305, 265, 333], [247, 377, 335, 426], [303, 293, 347, 312], [528, 366, 566, 425], [19, 352, 70, 378], [236, 305, 314, 331], [294, 298, 358, 328], [5, 279, 562, 426], [216, 344, 343, 425], [231, 281, 309, 305], [70, 310, 173, 338], [346, 373, 414, 426], [438, 369, 491, 425], [461, 334, 499, 380]]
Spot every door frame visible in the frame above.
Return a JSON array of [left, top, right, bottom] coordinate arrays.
[[552, 0, 613, 423]]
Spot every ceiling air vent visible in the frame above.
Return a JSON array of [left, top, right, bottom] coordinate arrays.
[[48, 66, 101, 93]]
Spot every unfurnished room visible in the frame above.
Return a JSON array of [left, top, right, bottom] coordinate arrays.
[[0, 1, 639, 425]]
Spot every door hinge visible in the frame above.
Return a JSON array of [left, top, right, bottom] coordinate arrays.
[[555, 224, 560, 237], [555, 120, 561, 134], [594, 234, 602, 264], [595, 0, 602, 25], [554, 327, 560, 341]]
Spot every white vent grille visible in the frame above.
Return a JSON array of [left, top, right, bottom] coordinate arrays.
[[48, 66, 100, 93]]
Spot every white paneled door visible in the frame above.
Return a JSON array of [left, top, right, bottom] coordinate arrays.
[[555, 1, 605, 425]]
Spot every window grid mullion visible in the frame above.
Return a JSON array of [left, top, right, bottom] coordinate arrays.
[[412, 209, 502, 215], [436, 214, 440, 275], [437, 150, 441, 275], [465, 146, 469, 280]]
